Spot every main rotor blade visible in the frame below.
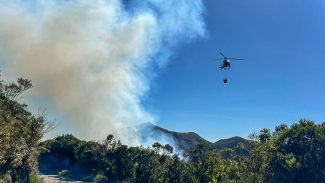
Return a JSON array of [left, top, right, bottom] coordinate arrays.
[[219, 52, 226, 58], [229, 58, 244, 60]]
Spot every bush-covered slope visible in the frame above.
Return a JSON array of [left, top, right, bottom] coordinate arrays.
[[136, 123, 251, 152]]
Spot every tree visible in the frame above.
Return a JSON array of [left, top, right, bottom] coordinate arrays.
[[275, 119, 325, 182], [0, 75, 53, 182]]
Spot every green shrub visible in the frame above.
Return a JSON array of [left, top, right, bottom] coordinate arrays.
[[94, 174, 108, 183], [58, 169, 70, 179], [0, 176, 11, 183], [29, 174, 43, 183]]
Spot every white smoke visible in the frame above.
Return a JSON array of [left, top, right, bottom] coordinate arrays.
[[0, 0, 206, 145]]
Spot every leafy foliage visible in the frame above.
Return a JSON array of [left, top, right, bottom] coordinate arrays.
[[0, 75, 52, 182], [39, 119, 325, 183]]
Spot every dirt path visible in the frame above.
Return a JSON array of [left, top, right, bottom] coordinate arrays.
[[41, 175, 87, 183]]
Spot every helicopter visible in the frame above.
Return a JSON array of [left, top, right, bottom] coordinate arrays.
[[217, 52, 244, 83], [218, 52, 244, 70]]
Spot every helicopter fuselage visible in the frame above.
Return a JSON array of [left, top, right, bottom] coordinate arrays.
[[219, 59, 230, 70]]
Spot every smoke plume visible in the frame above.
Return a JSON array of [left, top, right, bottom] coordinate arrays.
[[0, 0, 206, 145]]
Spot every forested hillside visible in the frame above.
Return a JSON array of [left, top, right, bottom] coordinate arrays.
[[134, 123, 252, 153]]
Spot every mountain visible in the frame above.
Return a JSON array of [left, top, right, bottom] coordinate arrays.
[[212, 136, 252, 150], [135, 123, 252, 153]]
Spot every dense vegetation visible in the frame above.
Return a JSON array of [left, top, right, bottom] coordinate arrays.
[[39, 120, 325, 183], [0, 75, 52, 182], [0, 75, 324, 182]]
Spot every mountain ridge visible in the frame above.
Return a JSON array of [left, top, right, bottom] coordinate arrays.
[[135, 123, 252, 153]]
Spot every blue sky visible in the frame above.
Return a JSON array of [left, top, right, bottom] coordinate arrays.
[[146, 0, 325, 141]]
